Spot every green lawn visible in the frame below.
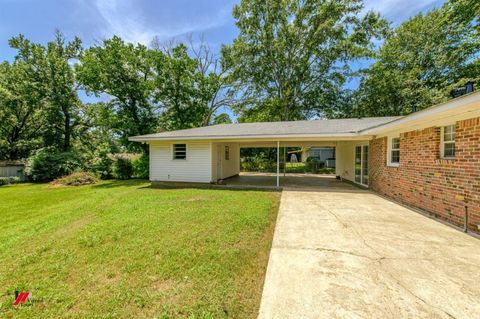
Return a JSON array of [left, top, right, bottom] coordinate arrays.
[[0, 180, 280, 318]]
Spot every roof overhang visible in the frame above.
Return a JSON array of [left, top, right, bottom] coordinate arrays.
[[128, 132, 374, 143], [360, 91, 480, 135]]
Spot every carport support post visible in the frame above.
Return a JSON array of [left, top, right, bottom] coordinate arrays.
[[277, 141, 280, 187]]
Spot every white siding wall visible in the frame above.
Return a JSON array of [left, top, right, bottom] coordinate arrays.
[[149, 141, 212, 183], [211, 142, 240, 181], [0, 166, 25, 180], [335, 141, 361, 182]]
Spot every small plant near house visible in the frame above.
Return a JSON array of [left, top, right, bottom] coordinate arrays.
[[132, 154, 149, 179], [113, 158, 134, 180], [91, 151, 114, 179], [0, 176, 20, 186], [50, 172, 98, 187]]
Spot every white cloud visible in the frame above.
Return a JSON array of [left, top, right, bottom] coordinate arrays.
[[93, 0, 230, 45]]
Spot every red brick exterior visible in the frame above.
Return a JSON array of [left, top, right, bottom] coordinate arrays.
[[369, 117, 480, 233]]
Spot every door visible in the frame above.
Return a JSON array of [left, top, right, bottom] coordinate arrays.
[[355, 145, 369, 186]]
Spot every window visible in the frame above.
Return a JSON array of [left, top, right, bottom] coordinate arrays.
[[225, 146, 230, 160], [173, 144, 186, 160], [441, 125, 455, 158], [389, 137, 400, 166]]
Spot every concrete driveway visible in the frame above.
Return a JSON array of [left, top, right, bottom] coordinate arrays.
[[259, 188, 480, 319]]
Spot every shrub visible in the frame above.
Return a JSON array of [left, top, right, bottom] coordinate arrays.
[[26, 149, 85, 182], [0, 176, 20, 186], [113, 158, 133, 180], [132, 155, 149, 179], [51, 172, 98, 187], [92, 153, 114, 180]]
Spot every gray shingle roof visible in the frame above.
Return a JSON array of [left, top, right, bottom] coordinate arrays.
[[130, 117, 402, 141]]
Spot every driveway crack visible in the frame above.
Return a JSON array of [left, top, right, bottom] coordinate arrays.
[[274, 245, 378, 261]]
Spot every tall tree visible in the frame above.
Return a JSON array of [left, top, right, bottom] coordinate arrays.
[[222, 0, 387, 121], [153, 44, 207, 131], [9, 32, 83, 151], [76, 36, 158, 151], [152, 37, 235, 130], [353, 2, 480, 116], [0, 61, 46, 159]]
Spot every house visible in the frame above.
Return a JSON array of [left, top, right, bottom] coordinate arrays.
[[0, 160, 25, 181], [303, 147, 335, 167], [130, 91, 480, 232]]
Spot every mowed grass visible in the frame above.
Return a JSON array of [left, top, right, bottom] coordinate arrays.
[[0, 180, 280, 318]]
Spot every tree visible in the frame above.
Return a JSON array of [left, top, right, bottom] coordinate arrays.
[[0, 61, 46, 159], [212, 113, 232, 124], [187, 36, 236, 126], [76, 36, 158, 151], [449, 0, 480, 32], [154, 44, 207, 131], [9, 31, 83, 151], [353, 3, 480, 116], [222, 0, 388, 122], [152, 36, 235, 130]]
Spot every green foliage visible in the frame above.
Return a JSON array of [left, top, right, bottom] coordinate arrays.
[[91, 148, 114, 180], [113, 158, 134, 180], [132, 154, 149, 179], [51, 172, 97, 186], [212, 113, 232, 124], [26, 148, 85, 182], [223, 0, 388, 121], [76, 37, 157, 152], [353, 3, 480, 116], [9, 31, 83, 151], [0, 59, 46, 160], [0, 176, 20, 186]]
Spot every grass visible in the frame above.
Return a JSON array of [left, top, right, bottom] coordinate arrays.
[[0, 180, 280, 318], [285, 162, 336, 174]]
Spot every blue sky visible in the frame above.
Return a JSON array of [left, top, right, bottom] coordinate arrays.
[[0, 0, 447, 60], [0, 0, 447, 118]]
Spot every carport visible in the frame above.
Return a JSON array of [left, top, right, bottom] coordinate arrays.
[[129, 117, 400, 187], [212, 139, 371, 189]]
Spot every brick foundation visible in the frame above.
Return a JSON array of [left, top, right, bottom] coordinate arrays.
[[369, 117, 480, 233]]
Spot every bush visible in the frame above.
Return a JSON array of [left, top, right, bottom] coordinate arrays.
[[50, 172, 98, 187], [0, 176, 20, 186], [27, 149, 85, 182], [113, 158, 133, 180], [92, 153, 114, 180], [132, 155, 149, 179]]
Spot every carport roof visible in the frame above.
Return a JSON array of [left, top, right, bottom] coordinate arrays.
[[129, 116, 402, 141]]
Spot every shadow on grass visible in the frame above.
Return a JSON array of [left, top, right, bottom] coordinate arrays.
[[92, 179, 150, 189]]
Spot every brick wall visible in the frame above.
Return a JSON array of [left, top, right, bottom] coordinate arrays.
[[369, 117, 480, 233]]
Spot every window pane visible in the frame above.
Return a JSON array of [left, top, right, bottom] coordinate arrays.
[[443, 125, 455, 142], [392, 137, 400, 150], [225, 146, 230, 160], [173, 144, 187, 159], [391, 150, 400, 163], [355, 146, 361, 183], [444, 142, 455, 157]]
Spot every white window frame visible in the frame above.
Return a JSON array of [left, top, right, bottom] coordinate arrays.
[[440, 125, 456, 159], [172, 143, 187, 160], [387, 136, 400, 167]]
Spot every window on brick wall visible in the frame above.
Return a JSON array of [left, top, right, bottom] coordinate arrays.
[[441, 125, 455, 158], [388, 136, 400, 166]]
